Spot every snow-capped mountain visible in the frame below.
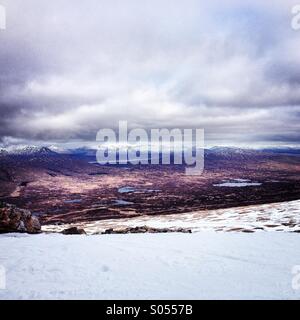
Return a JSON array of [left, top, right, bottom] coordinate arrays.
[[2, 145, 56, 156], [208, 146, 254, 154], [204, 146, 263, 161], [0, 144, 296, 159]]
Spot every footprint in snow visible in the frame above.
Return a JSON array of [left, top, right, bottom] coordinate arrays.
[[101, 265, 110, 272]]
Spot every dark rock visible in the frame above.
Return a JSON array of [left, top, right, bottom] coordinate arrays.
[[62, 227, 86, 235], [0, 202, 41, 234], [241, 229, 255, 233], [265, 224, 281, 228], [102, 226, 192, 235], [103, 228, 114, 234]]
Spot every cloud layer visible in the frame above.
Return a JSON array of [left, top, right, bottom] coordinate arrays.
[[0, 0, 300, 146]]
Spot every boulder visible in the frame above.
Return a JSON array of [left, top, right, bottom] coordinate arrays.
[[62, 227, 86, 235], [0, 202, 41, 234]]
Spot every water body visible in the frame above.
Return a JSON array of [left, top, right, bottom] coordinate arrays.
[[118, 187, 136, 194], [214, 179, 262, 188], [64, 199, 82, 204], [113, 200, 134, 206], [118, 186, 161, 194]]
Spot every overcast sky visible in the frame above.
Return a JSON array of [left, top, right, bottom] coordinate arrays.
[[0, 0, 300, 147]]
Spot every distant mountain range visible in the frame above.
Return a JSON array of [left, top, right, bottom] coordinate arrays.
[[1, 145, 300, 159]]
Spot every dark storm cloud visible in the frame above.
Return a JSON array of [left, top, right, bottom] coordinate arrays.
[[0, 0, 300, 146]]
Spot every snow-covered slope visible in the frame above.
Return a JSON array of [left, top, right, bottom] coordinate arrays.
[[0, 232, 300, 300], [43, 199, 300, 234]]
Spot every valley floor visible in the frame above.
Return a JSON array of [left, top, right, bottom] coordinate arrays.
[[1, 231, 300, 300]]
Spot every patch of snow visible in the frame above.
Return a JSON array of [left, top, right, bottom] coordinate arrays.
[[0, 232, 300, 299]]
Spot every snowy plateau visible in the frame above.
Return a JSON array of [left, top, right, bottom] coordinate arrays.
[[1, 201, 300, 300]]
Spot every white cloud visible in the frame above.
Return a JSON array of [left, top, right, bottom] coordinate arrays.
[[0, 0, 300, 145]]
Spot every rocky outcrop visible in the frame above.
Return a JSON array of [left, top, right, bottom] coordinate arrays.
[[102, 226, 192, 235], [62, 227, 86, 235], [0, 202, 41, 234]]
